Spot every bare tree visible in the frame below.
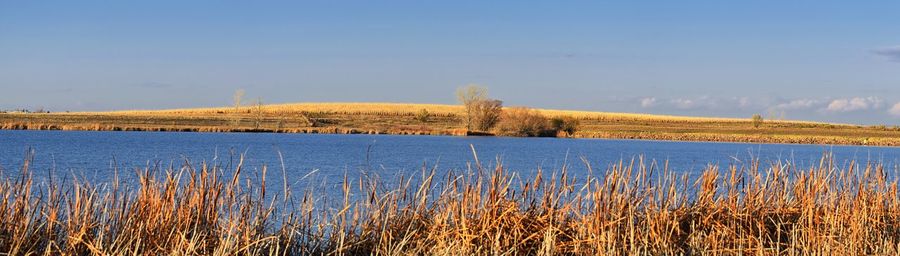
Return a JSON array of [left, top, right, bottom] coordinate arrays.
[[254, 97, 263, 129], [230, 89, 246, 128], [456, 85, 488, 130], [456, 85, 503, 131], [233, 89, 245, 113], [470, 99, 503, 132]]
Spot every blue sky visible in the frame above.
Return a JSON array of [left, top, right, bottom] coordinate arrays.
[[2, 1, 900, 124]]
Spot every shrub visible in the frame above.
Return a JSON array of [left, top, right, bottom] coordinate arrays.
[[457, 85, 503, 132], [494, 107, 551, 137], [751, 114, 764, 128], [550, 116, 579, 137], [415, 108, 430, 122], [470, 99, 503, 132]]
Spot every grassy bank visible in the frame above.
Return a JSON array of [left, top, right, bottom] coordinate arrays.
[[2, 153, 900, 255], [3, 102, 900, 146]]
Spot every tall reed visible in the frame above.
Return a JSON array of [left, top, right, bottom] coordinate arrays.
[[0, 152, 898, 255]]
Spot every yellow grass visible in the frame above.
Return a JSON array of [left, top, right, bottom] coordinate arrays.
[[74, 102, 825, 124], [100, 103, 465, 117], [7, 102, 888, 146]]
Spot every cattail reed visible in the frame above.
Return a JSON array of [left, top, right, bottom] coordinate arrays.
[[0, 153, 899, 255]]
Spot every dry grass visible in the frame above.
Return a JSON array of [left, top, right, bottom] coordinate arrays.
[[1, 102, 897, 145], [2, 151, 900, 255], [74, 102, 825, 124], [99, 103, 465, 118]]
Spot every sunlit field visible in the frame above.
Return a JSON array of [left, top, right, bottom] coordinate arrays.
[[89, 102, 814, 123], [4, 102, 900, 146]]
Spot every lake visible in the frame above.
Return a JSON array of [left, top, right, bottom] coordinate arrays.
[[2, 130, 899, 193]]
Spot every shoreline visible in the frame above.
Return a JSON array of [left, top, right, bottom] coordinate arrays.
[[3, 120, 899, 147], [3, 102, 900, 147]]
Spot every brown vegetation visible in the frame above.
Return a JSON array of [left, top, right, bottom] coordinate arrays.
[[415, 108, 430, 123], [1, 153, 899, 254], [457, 85, 503, 132], [468, 99, 503, 132], [3, 102, 900, 146], [550, 116, 579, 137], [752, 113, 764, 128], [494, 107, 552, 137]]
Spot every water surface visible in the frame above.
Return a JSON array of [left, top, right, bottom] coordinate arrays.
[[2, 130, 898, 192]]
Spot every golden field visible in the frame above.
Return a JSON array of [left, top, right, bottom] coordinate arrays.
[[89, 102, 800, 123], [2, 102, 900, 146]]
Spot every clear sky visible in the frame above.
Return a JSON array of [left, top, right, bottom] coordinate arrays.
[[2, 1, 899, 124]]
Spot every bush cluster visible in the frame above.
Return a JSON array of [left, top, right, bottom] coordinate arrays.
[[494, 107, 551, 137], [493, 107, 579, 137], [415, 108, 430, 122]]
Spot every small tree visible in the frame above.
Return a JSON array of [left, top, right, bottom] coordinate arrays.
[[415, 108, 430, 122], [470, 99, 503, 132], [752, 114, 764, 128], [456, 85, 489, 130], [456, 85, 505, 132], [233, 89, 245, 113], [254, 97, 264, 129]]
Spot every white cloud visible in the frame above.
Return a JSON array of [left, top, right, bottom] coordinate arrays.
[[640, 97, 658, 108], [634, 95, 896, 120], [670, 98, 697, 109], [890, 103, 900, 117], [772, 99, 822, 111], [636, 96, 718, 110], [668, 96, 726, 110], [825, 97, 884, 113]]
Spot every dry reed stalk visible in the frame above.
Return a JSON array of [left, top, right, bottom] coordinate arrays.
[[0, 152, 898, 255]]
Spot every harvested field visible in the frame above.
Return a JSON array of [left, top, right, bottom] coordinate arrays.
[[2, 102, 899, 146]]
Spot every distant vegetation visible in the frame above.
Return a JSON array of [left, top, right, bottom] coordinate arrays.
[[492, 106, 579, 137], [414, 108, 430, 122], [4, 86, 900, 145], [456, 85, 503, 132], [457, 85, 578, 137], [494, 107, 551, 137], [752, 113, 764, 128], [1, 108, 50, 114], [550, 116, 579, 137], [1, 153, 899, 254], [233, 89, 245, 112]]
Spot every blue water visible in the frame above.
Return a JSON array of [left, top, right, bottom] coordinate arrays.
[[2, 130, 899, 192]]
